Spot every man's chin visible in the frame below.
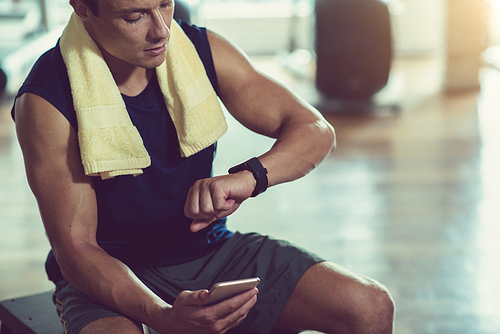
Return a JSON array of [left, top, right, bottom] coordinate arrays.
[[142, 55, 167, 70]]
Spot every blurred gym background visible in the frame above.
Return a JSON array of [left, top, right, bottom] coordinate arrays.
[[0, 0, 498, 99]]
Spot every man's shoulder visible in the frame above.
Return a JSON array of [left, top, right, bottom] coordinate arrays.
[[27, 43, 64, 80], [177, 19, 211, 57], [20, 42, 70, 97], [13, 42, 74, 126], [178, 20, 206, 40]]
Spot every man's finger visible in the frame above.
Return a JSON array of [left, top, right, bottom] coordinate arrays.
[[190, 219, 214, 233], [178, 289, 210, 306]]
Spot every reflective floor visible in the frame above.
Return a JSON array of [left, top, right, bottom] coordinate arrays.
[[1, 55, 499, 334]]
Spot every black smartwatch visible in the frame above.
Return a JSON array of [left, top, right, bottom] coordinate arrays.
[[228, 157, 268, 197]]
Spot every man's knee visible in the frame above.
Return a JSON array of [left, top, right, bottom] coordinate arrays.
[[352, 281, 395, 334], [317, 262, 394, 333], [277, 261, 394, 334]]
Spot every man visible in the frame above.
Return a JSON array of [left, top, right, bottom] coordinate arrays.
[[13, 0, 394, 333]]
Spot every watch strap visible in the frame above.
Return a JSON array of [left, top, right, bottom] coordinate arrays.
[[228, 157, 268, 197]]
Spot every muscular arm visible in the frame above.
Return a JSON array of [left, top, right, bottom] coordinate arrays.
[[210, 30, 336, 186], [15, 92, 170, 326], [186, 31, 336, 229], [15, 93, 256, 333]]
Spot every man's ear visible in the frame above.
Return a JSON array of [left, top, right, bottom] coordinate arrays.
[[70, 0, 92, 21]]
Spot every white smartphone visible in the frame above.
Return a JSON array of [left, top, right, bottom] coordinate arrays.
[[207, 277, 260, 305]]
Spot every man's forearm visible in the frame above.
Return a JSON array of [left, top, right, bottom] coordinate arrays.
[[57, 243, 170, 332]]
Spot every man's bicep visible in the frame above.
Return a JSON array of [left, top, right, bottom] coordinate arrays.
[[207, 30, 319, 139], [14, 93, 99, 251]]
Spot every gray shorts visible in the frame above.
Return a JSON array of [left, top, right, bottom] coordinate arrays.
[[54, 232, 324, 334]]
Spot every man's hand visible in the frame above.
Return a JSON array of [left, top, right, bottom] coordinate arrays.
[[184, 171, 256, 232], [165, 287, 258, 334]]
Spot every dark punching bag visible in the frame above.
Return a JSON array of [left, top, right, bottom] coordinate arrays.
[[315, 0, 392, 101]]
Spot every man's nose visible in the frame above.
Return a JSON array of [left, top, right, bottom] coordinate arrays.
[[149, 9, 170, 40]]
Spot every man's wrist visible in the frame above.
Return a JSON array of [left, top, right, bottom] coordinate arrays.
[[143, 300, 172, 334], [228, 157, 268, 197]]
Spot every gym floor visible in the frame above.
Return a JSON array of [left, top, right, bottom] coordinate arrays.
[[1, 53, 499, 334]]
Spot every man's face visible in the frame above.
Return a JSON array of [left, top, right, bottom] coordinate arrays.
[[84, 0, 174, 70]]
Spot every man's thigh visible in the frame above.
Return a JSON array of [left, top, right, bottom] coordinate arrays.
[[79, 316, 144, 334], [134, 232, 325, 334], [274, 262, 394, 334], [54, 280, 143, 334]]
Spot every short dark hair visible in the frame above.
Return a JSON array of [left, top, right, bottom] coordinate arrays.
[[81, 0, 99, 16]]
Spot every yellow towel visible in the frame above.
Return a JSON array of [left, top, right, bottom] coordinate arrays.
[[59, 13, 227, 179]]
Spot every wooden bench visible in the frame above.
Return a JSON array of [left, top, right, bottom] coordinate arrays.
[[0, 291, 63, 334]]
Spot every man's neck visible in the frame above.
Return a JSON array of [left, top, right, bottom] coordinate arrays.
[[114, 68, 154, 97], [102, 51, 154, 97]]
